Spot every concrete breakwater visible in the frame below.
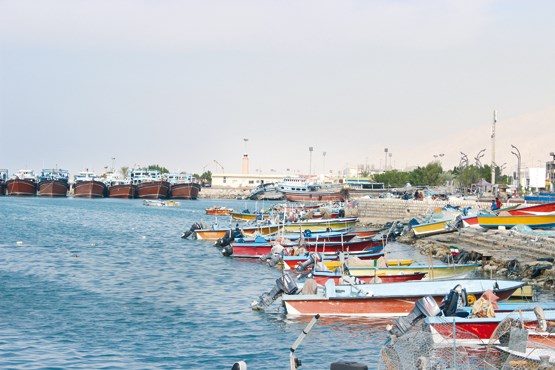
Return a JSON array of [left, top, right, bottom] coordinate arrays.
[[353, 198, 555, 289]]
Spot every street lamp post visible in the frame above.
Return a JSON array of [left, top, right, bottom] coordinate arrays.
[[111, 157, 115, 173], [475, 149, 486, 167], [322, 152, 326, 176], [309, 147, 314, 176], [511, 144, 521, 194], [384, 148, 388, 171], [460, 152, 469, 194]]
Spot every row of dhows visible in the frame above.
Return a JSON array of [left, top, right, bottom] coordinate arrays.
[[0, 168, 201, 199]]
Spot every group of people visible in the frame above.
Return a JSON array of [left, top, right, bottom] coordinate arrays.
[[491, 197, 502, 210]]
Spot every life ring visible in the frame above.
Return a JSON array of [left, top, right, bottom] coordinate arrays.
[[303, 229, 312, 237], [467, 294, 476, 305]]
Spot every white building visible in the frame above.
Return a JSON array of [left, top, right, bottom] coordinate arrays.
[[211, 173, 284, 189]]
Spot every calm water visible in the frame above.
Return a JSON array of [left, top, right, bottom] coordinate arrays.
[[0, 196, 519, 369]]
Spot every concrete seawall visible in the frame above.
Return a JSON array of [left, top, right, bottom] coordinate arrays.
[[354, 197, 491, 225]]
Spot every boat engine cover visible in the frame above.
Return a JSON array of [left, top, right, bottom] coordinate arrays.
[[330, 361, 368, 370]]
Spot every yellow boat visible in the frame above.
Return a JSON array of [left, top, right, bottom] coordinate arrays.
[[323, 259, 414, 271], [410, 219, 456, 237], [230, 212, 271, 222], [345, 263, 481, 279], [282, 217, 358, 233], [477, 214, 555, 229]]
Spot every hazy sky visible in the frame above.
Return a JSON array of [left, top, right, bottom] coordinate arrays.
[[1, 0, 554, 177]]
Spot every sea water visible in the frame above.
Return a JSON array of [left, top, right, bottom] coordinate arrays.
[[0, 197, 536, 369]]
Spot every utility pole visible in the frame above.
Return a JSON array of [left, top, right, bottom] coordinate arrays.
[[491, 110, 497, 185]]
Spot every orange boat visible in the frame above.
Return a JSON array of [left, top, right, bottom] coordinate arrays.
[[205, 206, 234, 215]]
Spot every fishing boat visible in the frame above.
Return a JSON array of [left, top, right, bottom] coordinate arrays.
[[507, 201, 555, 216], [131, 169, 170, 199], [282, 217, 359, 233], [143, 199, 181, 207], [280, 278, 525, 317], [231, 238, 383, 258], [205, 206, 234, 215], [167, 173, 201, 200], [230, 211, 271, 222], [410, 219, 458, 237], [310, 270, 427, 285], [37, 168, 70, 197], [72, 171, 107, 198], [6, 169, 37, 196], [426, 307, 555, 345], [284, 191, 345, 203], [277, 176, 346, 202], [345, 262, 481, 279], [192, 224, 282, 240], [477, 214, 555, 229], [0, 169, 9, 195], [281, 248, 392, 270]]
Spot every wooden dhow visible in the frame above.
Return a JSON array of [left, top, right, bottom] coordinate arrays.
[[6, 170, 37, 196], [37, 169, 70, 197], [72, 171, 107, 198]]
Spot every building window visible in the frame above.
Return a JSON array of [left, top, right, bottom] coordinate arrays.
[[223, 177, 227, 184]]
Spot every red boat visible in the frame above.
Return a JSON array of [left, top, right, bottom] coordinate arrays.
[[231, 238, 384, 259], [508, 201, 555, 216], [72, 171, 107, 198], [6, 170, 37, 196], [37, 169, 70, 197]]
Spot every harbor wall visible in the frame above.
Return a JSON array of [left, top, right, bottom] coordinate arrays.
[[354, 198, 491, 224]]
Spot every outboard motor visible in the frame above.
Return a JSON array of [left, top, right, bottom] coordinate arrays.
[[221, 244, 233, 257], [387, 296, 442, 339], [295, 252, 323, 273], [439, 284, 468, 317], [259, 244, 285, 267], [182, 222, 202, 239], [251, 273, 299, 310], [214, 230, 233, 248]]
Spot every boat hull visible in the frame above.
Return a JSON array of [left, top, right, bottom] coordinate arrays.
[[6, 179, 37, 196], [284, 191, 345, 202], [411, 220, 455, 237], [230, 212, 271, 222], [478, 215, 555, 229], [282, 279, 525, 316], [345, 263, 481, 279], [312, 272, 426, 285], [37, 180, 69, 197], [508, 201, 555, 216], [205, 207, 233, 215], [282, 217, 358, 233], [170, 183, 200, 200], [73, 180, 107, 198], [108, 184, 136, 198], [136, 181, 170, 199]]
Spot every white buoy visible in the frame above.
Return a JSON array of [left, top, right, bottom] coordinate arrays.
[[16, 241, 23, 246]]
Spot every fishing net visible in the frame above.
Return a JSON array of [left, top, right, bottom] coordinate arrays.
[[378, 316, 497, 369], [487, 309, 555, 369]]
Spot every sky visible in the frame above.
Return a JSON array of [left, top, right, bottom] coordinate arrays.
[[1, 0, 554, 178]]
